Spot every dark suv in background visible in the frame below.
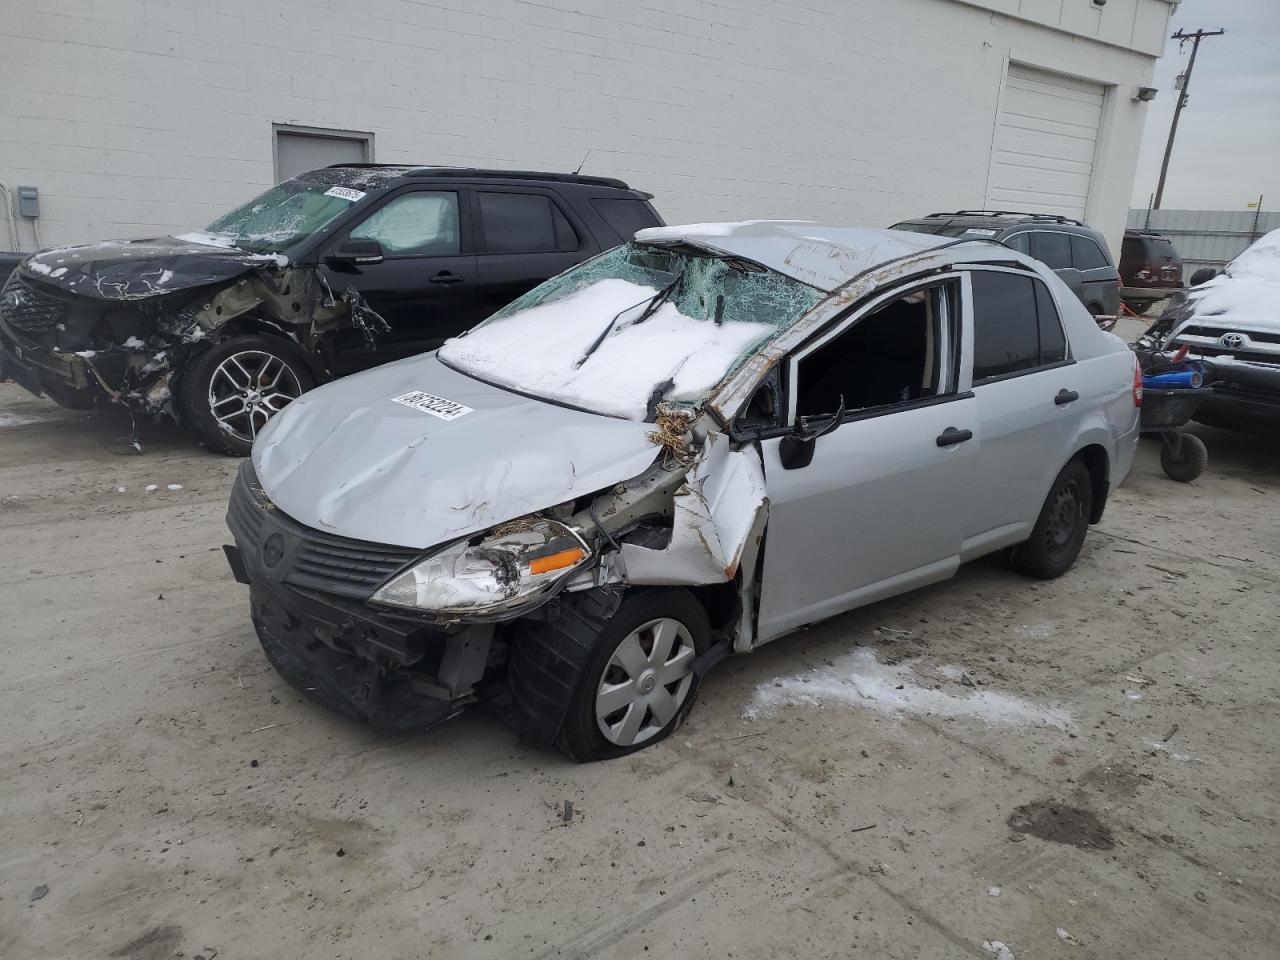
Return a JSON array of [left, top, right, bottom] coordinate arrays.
[[0, 165, 661, 454], [891, 211, 1121, 319], [1119, 230, 1184, 314]]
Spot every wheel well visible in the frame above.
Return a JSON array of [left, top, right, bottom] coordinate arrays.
[[216, 318, 323, 379], [686, 582, 740, 637], [1074, 444, 1109, 523]]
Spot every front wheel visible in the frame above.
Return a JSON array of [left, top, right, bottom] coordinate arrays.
[[1010, 460, 1093, 579], [179, 334, 314, 456], [512, 589, 709, 762]]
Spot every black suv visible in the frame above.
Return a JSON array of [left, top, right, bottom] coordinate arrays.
[[0, 165, 661, 454], [891, 211, 1121, 319]]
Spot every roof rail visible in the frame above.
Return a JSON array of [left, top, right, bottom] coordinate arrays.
[[927, 209, 1086, 226], [324, 163, 631, 190]]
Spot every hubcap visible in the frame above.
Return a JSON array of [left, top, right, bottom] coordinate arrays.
[[1044, 480, 1082, 560], [207, 350, 302, 444], [595, 617, 696, 747]]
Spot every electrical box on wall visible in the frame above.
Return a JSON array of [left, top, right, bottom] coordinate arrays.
[[17, 186, 39, 218]]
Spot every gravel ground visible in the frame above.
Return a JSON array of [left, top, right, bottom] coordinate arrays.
[[1, 370, 1277, 960]]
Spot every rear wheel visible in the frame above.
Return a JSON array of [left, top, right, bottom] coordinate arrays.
[[1011, 460, 1093, 579], [179, 334, 314, 456]]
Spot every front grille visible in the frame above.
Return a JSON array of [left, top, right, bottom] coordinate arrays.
[[1179, 325, 1280, 345], [0, 273, 71, 338], [229, 463, 419, 599], [1176, 344, 1280, 366]]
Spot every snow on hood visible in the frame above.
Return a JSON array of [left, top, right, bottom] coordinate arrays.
[[251, 353, 661, 549], [437, 278, 775, 420], [19, 236, 287, 301], [1185, 227, 1280, 328]]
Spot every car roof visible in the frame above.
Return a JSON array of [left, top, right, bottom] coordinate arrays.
[[634, 221, 1005, 292], [310, 163, 640, 192]]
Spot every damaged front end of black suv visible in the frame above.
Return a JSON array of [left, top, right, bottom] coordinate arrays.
[[0, 236, 384, 451]]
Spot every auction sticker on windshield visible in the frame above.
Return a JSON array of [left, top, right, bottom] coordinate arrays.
[[324, 186, 366, 203], [391, 391, 474, 421]]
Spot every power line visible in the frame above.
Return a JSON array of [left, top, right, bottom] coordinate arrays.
[[1154, 28, 1226, 209]]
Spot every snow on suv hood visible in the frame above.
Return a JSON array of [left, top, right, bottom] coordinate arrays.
[[1183, 227, 1280, 328], [251, 353, 659, 549]]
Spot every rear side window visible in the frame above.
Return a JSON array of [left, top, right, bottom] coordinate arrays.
[[1029, 232, 1072, 270], [1071, 235, 1110, 270], [592, 198, 662, 240], [479, 192, 579, 254], [1004, 233, 1031, 255], [970, 271, 1069, 383]]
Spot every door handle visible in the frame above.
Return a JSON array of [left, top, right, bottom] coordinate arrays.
[[936, 427, 973, 447], [1055, 389, 1080, 405], [429, 271, 465, 284]]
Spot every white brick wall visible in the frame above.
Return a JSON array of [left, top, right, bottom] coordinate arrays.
[[0, 0, 1169, 255]]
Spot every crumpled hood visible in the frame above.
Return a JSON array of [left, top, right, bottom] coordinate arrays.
[[252, 353, 661, 549], [20, 235, 283, 301]]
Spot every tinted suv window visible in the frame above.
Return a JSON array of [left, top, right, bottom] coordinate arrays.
[[348, 191, 460, 256], [1029, 232, 1072, 270], [1071, 235, 1110, 270], [479, 192, 578, 254], [970, 271, 1068, 382], [593, 198, 661, 240]]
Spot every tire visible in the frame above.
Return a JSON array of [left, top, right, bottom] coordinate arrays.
[[1160, 432, 1207, 482], [510, 588, 710, 762], [1010, 459, 1094, 580], [179, 334, 314, 456]]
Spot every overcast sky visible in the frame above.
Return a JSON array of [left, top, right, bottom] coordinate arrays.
[[1130, 0, 1280, 212]]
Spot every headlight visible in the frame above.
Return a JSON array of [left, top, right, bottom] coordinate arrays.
[[370, 517, 591, 616]]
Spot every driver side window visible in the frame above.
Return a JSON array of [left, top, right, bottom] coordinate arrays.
[[793, 281, 954, 420], [348, 191, 460, 257]]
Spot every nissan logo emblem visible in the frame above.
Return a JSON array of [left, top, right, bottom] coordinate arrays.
[[1219, 332, 1246, 350], [262, 533, 285, 568]]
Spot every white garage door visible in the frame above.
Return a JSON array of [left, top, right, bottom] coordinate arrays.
[[987, 64, 1105, 220]]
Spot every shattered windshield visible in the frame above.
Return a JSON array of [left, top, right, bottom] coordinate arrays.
[[438, 242, 825, 420], [202, 180, 360, 254]]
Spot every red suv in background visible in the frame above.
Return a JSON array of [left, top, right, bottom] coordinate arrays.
[[1120, 230, 1183, 315]]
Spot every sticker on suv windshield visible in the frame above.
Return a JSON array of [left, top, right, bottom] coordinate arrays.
[[324, 186, 366, 203], [963, 228, 999, 237], [391, 391, 474, 421]]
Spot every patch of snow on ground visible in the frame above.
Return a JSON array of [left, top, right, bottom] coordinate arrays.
[[0, 412, 55, 427], [122, 336, 145, 349], [745, 647, 1071, 730], [937, 664, 965, 681], [166, 484, 183, 491], [145, 484, 158, 492], [983, 941, 1016, 960], [439, 278, 772, 420], [988, 886, 1001, 897], [1057, 928, 1080, 945]]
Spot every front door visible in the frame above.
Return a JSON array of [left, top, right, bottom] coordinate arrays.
[[755, 276, 980, 643], [320, 189, 477, 372]]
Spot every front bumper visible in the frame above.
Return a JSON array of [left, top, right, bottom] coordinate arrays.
[[1121, 284, 1181, 303], [225, 464, 495, 733], [0, 334, 102, 408]]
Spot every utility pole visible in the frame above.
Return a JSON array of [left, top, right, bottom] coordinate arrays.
[[1154, 27, 1225, 209]]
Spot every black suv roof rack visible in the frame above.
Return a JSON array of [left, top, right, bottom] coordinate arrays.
[[325, 163, 631, 190], [925, 209, 1086, 227]]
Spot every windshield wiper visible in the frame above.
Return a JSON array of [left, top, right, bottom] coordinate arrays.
[[574, 271, 683, 369]]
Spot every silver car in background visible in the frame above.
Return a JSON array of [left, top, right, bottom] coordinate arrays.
[[224, 221, 1141, 760]]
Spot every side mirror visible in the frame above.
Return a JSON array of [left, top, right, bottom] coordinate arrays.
[[779, 396, 846, 470], [327, 238, 384, 266]]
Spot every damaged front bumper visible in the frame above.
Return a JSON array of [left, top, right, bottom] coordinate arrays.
[[225, 463, 498, 733]]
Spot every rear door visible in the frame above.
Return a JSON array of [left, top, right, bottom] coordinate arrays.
[[1026, 230, 1086, 306], [755, 275, 980, 642], [959, 266, 1082, 554], [1070, 233, 1119, 314], [319, 188, 477, 370], [472, 188, 596, 322]]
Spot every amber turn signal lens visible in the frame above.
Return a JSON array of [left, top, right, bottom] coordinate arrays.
[[528, 548, 586, 576]]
